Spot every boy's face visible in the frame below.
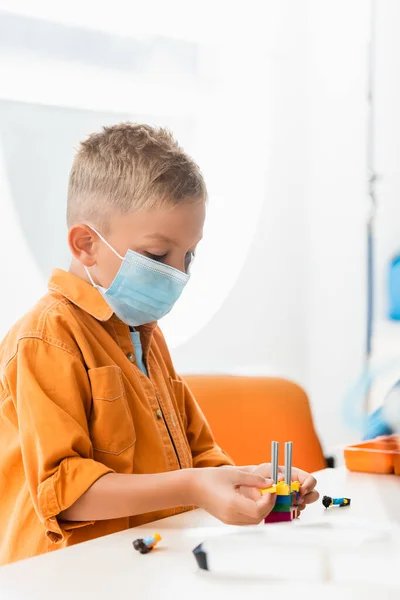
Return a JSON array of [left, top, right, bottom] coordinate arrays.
[[69, 199, 205, 289]]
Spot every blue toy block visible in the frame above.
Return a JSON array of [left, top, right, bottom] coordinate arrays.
[[275, 494, 293, 505]]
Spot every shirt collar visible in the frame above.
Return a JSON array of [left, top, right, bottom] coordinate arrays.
[[48, 268, 114, 322], [48, 270, 159, 339]]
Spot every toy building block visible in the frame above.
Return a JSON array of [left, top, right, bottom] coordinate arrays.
[[272, 504, 293, 513], [264, 511, 293, 523], [275, 481, 291, 495], [261, 484, 277, 495], [261, 482, 299, 496], [260, 482, 297, 496], [275, 493, 294, 505], [263, 441, 301, 524]]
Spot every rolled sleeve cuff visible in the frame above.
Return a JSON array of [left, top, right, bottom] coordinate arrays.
[[192, 446, 234, 468], [37, 456, 114, 544]]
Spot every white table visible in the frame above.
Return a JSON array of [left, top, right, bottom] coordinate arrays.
[[0, 468, 399, 600]]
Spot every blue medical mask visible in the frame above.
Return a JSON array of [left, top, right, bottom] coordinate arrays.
[[85, 227, 190, 326]]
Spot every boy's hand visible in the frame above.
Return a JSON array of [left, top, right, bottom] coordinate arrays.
[[287, 466, 319, 511], [188, 467, 276, 525], [237, 463, 319, 511]]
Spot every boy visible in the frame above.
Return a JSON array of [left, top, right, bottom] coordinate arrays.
[[0, 124, 318, 565]]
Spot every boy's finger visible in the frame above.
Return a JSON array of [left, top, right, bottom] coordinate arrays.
[[234, 471, 274, 489], [300, 490, 320, 504], [232, 490, 275, 522], [256, 490, 276, 515], [237, 485, 262, 501], [238, 489, 276, 521], [236, 465, 258, 472], [296, 472, 317, 496]]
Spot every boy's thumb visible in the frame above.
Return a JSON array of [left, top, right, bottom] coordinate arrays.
[[234, 471, 274, 489]]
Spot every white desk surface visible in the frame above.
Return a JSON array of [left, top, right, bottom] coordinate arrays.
[[0, 467, 399, 600]]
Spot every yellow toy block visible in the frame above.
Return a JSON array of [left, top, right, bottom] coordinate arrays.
[[275, 482, 290, 495], [260, 482, 290, 495], [260, 481, 300, 496], [260, 484, 276, 495]]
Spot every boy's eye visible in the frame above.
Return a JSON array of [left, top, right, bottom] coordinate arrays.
[[145, 252, 168, 262], [144, 250, 195, 273]]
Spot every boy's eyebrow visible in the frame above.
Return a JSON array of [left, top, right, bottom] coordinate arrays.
[[143, 233, 203, 247], [144, 233, 177, 245]]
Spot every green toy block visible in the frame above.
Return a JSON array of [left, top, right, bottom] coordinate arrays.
[[272, 503, 292, 513]]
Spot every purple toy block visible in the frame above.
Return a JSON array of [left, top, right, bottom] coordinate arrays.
[[264, 511, 293, 523]]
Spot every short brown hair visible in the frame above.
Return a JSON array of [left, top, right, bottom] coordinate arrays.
[[67, 122, 206, 229]]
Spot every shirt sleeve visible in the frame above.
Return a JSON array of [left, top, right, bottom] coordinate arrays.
[[6, 337, 114, 544], [179, 376, 234, 468]]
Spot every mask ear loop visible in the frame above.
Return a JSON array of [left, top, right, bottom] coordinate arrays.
[[88, 225, 124, 260], [85, 266, 97, 287], [84, 225, 124, 286]]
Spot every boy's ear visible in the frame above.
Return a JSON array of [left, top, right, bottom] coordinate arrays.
[[68, 224, 98, 266]]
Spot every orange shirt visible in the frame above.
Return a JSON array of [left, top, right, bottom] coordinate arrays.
[[0, 269, 233, 565]]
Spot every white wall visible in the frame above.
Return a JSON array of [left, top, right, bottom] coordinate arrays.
[[303, 1, 370, 448], [0, 1, 380, 452], [172, 0, 371, 451], [171, 1, 309, 386]]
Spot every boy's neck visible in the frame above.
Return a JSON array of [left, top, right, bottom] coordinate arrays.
[[69, 258, 91, 283]]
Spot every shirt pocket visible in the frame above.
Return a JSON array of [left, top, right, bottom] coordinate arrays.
[[88, 366, 136, 455], [169, 377, 188, 431]]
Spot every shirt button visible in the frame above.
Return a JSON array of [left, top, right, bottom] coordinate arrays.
[[126, 352, 135, 363], [156, 409, 163, 420]]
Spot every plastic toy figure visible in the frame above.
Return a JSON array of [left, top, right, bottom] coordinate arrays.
[[322, 495, 351, 508], [133, 533, 161, 554]]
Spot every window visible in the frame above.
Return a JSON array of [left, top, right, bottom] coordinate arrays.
[[0, 3, 270, 345]]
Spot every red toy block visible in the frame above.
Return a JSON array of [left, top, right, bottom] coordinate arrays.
[[264, 511, 293, 523], [291, 506, 300, 519]]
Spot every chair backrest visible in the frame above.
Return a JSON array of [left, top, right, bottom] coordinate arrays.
[[183, 375, 326, 473]]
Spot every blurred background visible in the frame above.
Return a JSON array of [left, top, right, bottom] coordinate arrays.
[[1, 0, 400, 458]]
